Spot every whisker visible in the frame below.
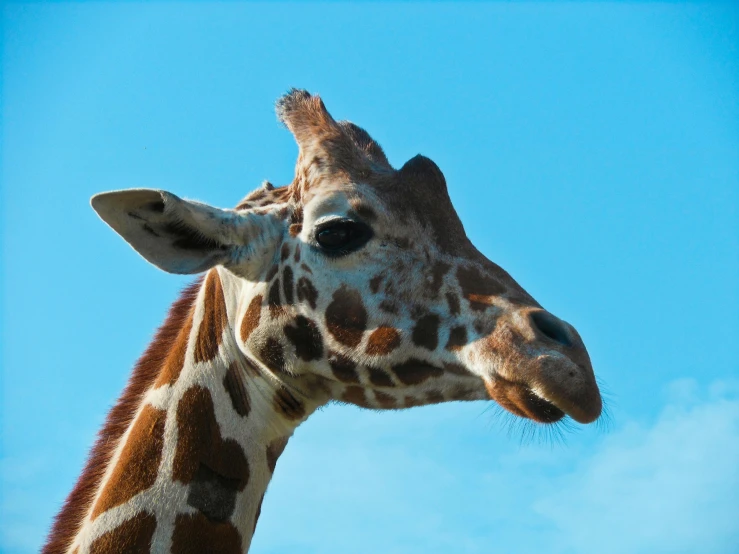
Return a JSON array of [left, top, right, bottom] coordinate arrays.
[[595, 377, 616, 433], [484, 402, 574, 448]]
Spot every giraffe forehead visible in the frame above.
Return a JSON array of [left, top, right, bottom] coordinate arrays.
[[302, 190, 355, 225], [299, 182, 433, 247]]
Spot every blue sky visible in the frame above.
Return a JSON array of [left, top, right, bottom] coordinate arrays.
[[2, 2, 738, 553]]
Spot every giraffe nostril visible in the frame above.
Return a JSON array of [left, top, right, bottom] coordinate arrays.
[[530, 310, 572, 347]]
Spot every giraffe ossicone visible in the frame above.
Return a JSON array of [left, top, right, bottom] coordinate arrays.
[[45, 89, 602, 553]]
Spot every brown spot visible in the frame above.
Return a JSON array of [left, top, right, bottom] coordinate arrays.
[[91, 405, 166, 519], [404, 395, 424, 408], [265, 264, 279, 282], [410, 305, 426, 319], [290, 204, 304, 225], [367, 367, 394, 387], [289, 223, 303, 237], [246, 189, 266, 202], [275, 186, 291, 202], [329, 352, 359, 383], [341, 385, 368, 406], [448, 384, 479, 400], [187, 463, 241, 522], [392, 236, 410, 249], [293, 244, 301, 263], [43, 279, 202, 554], [426, 391, 445, 404], [412, 314, 440, 350], [429, 261, 451, 295], [284, 316, 323, 361], [268, 279, 284, 317], [223, 362, 250, 417], [446, 292, 460, 316], [171, 513, 241, 554], [379, 300, 398, 314], [466, 293, 497, 310], [457, 265, 505, 309], [374, 390, 397, 409], [446, 326, 468, 351], [306, 374, 334, 397], [154, 310, 194, 388], [350, 201, 377, 222], [89, 511, 156, 554], [280, 243, 290, 261], [173, 386, 250, 491], [325, 286, 367, 348], [392, 359, 444, 385], [194, 271, 228, 364], [282, 266, 295, 304], [273, 387, 306, 420], [296, 277, 318, 309], [443, 362, 474, 376], [366, 326, 401, 356], [300, 263, 313, 274], [369, 274, 383, 294], [259, 338, 286, 373], [240, 295, 262, 343], [266, 436, 289, 474]]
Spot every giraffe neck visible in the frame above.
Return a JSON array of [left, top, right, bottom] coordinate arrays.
[[55, 269, 323, 554]]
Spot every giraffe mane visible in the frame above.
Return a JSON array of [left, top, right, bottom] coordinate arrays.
[[42, 278, 204, 554]]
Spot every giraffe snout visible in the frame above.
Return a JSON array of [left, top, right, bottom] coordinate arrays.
[[524, 309, 601, 424], [484, 308, 602, 425]]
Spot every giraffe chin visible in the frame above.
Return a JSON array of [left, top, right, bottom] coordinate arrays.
[[485, 376, 566, 424]]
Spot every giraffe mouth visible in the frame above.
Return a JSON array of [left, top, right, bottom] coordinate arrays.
[[485, 375, 565, 424]]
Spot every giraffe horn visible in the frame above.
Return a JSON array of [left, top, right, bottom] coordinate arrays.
[[276, 88, 342, 151], [278, 89, 389, 169]]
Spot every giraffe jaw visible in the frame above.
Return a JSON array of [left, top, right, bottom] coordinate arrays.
[[485, 376, 566, 424]]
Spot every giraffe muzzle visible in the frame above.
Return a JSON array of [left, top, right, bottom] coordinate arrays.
[[483, 309, 602, 424]]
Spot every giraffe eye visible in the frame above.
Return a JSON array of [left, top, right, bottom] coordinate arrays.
[[314, 220, 373, 256]]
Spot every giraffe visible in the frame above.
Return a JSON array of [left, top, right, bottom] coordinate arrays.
[[44, 89, 602, 554]]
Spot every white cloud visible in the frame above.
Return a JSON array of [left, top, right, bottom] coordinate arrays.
[[254, 379, 739, 554], [535, 379, 739, 554]]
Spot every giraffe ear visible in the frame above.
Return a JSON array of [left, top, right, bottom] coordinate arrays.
[[91, 189, 268, 275]]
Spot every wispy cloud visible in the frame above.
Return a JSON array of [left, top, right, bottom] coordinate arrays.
[[535, 379, 739, 554], [255, 379, 739, 554]]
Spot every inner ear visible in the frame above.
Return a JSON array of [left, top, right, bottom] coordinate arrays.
[[91, 189, 243, 275], [92, 189, 166, 221]]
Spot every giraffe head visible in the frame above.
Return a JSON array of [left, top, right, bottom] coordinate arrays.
[[92, 89, 601, 426]]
